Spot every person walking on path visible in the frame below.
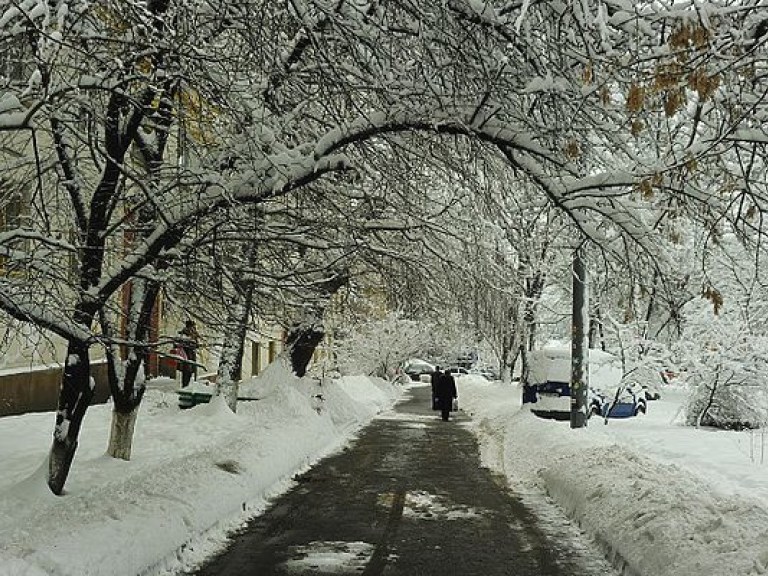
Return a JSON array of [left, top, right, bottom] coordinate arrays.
[[177, 320, 200, 388], [435, 368, 457, 421], [430, 365, 442, 411]]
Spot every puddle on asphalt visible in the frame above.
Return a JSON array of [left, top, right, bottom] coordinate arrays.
[[282, 541, 379, 573]]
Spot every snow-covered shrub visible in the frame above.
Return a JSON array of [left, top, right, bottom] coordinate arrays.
[[620, 365, 665, 400], [685, 371, 768, 429], [333, 312, 433, 379], [600, 315, 674, 402], [677, 299, 768, 429]]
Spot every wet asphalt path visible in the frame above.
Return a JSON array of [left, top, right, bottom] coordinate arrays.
[[192, 384, 617, 576]]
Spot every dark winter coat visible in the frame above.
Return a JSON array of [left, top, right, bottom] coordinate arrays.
[[430, 369, 442, 395], [178, 325, 199, 362], [430, 369, 442, 410], [435, 372, 457, 411]]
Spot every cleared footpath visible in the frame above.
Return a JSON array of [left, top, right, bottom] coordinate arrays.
[[193, 383, 618, 576]]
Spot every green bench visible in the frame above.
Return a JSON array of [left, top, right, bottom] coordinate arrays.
[[177, 388, 213, 409], [176, 387, 260, 409]]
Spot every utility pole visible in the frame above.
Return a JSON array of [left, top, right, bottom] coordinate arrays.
[[571, 243, 589, 428]]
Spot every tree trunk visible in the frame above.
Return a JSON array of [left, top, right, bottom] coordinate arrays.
[[286, 271, 350, 378], [498, 303, 520, 384], [588, 306, 603, 350], [48, 340, 94, 495], [45, 28, 176, 493], [498, 331, 511, 383], [524, 271, 545, 351], [103, 277, 158, 459], [519, 344, 537, 403], [216, 239, 258, 412], [696, 365, 722, 427], [102, 117, 180, 456], [286, 321, 326, 377], [107, 407, 139, 460], [216, 296, 253, 412]]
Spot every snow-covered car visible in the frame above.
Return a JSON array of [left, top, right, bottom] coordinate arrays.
[[642, 383, 662, 401], [594, 384, 648, 418], [445, 366, 469, 378], [525, 347, 625, 421], [533, 380, 609, 420], [402, 359, 436, 382], [589, 388, 612, 417], [468, 367, 498, 380]]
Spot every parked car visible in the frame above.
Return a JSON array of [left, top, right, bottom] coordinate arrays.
[[526, 346, 625, 421], [595, 384, 648, 418], [589, 389, 610, 417], [468, 367, 498, 380], [642, 383, 662, 401], [402, 359, 436, 382], [445, 366, 469, 378]]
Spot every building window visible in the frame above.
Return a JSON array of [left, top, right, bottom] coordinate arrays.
[[251, 341, 261, 376]]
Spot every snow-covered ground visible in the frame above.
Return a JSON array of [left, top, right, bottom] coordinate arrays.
[[460, 376, 768, 576], [0, 360, 403, 576], [2, 368, 768, 576]]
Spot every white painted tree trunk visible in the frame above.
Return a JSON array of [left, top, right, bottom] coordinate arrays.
[[216, 299, 248, 414], [218, 377, 240, 413], [107, 407, 139, 460]]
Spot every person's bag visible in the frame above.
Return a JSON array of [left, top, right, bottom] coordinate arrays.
[[432, 396, 440, 410], [452, 397, 459, 411]]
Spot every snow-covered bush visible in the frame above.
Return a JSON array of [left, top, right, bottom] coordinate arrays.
[[677, 299, 768, 429], [685, 371, 768, 430], [333, 312, 433, 379], [619, 365, 665, 400], [599, 315, 674, 402]]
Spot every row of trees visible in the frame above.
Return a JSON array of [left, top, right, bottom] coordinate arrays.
[[0, 0, 766, 493]]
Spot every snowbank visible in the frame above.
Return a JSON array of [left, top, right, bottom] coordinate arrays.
[[459, 376, 768, 576], [0, 364, 403, 576]]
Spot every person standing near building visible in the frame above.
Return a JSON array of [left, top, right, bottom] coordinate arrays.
[[178, 320, 200, 387], [435, 368, 457, 421]]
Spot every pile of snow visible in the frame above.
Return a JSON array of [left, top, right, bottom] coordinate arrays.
[[459, 376, 768, 576], [0, 363, 403, 576]]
